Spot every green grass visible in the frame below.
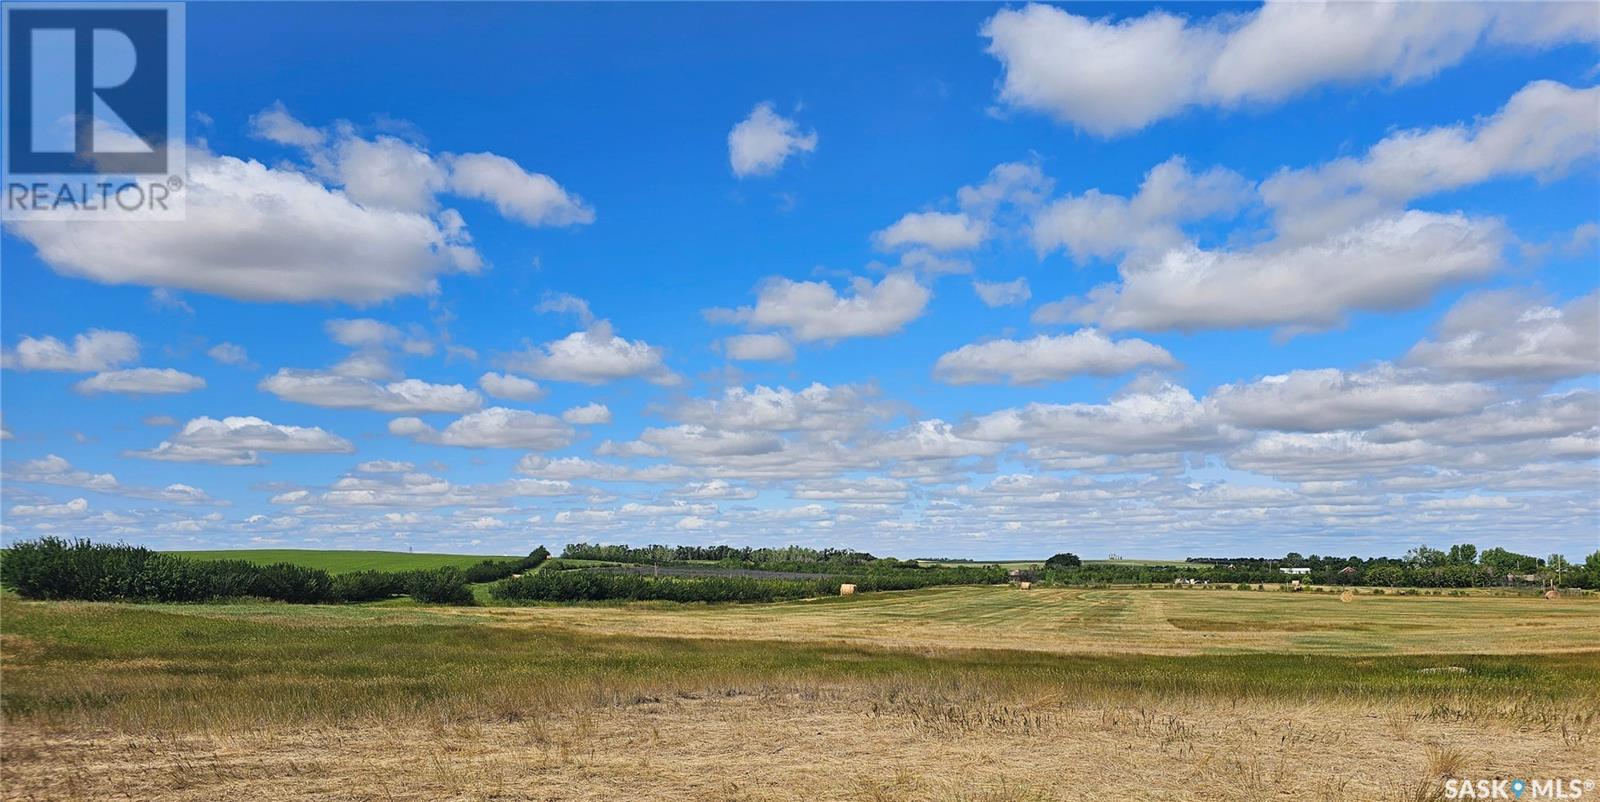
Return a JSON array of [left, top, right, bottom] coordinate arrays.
[[4, 595, 1595, 732], [164, 548, 518, 574]]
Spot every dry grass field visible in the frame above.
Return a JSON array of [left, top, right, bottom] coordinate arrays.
[[457, 585, 1600, 655], [3, 587, 1597, 801]]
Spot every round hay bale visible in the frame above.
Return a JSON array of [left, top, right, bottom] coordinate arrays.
[[839, 583, 857, 596], [1544, 589, 1560, 600], [1339, 590, 1355, 603]]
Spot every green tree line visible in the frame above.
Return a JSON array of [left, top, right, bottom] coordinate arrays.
[[0, 537, 549, 605]]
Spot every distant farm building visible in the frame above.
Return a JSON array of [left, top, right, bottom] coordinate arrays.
[[1280, 567, 1311, 576]]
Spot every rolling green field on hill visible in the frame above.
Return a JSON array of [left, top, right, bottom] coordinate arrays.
[[165, 548, 518, 574]]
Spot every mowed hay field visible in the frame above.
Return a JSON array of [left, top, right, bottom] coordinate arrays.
[[2, 587, 1597, 801], [463, 585, 1600, 656]]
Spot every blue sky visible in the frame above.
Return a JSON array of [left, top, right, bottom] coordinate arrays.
[[2, 2, 1597, 559]]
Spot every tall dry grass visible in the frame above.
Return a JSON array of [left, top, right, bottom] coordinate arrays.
[[3, 592, 1597, 800]]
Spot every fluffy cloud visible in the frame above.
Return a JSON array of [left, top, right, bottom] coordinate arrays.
[[728, 102, 818, 178], [965, 382, 1245, 455], [260, 369, 482, 413], [873, 162, 1054, 277], [1207, 5, 1596, 104], [792, 477, 910, 504], [2, 330, 138, 372], [507, 321, 675, 385], [1047, 211, 1505, 332], [982, 3, 1597, 136], [477, 372, 547, 401], [10, 498, 90, 518], [206, 342, 250, 366], [256, 104, 594, 228], [983, 5, 1221, 136], [1227, 431, 1441, 481], [971, 278, 1030, 308], [517, 455, 691, 484], [934, 330, 1177, 385], [672, 479, 758, 500], [1403, 290, 1599, 380], [562, 403, 612, 425], [16, 107, 592, 304], [865, 419, 1002, 462], [272, 469, 580, 512], [328, 134, 448, 214], [535, 292, 597, 325], [131, 416, 355, 466], [6, 454, 120, 493], [250, 101, 325, 148], [8, 151, 481, 303], [1031, 156, 1251, 261], [389, 407, 574, 450], [325, 318, 402, 348], [1369, 390, 1598, 449], [74, 368, 206, 396], [670, 383, 888, 435], [715, 273, 931, 342], [1261, 81, 1600, 242], [955, 161, 1055, 215], [1209, 365, 1497, 432], [639, 425, 784, 458], [5, 454, 219, 505], [722, 333, 795, 362], [873, 211, 988, 252], [445, 152, 596, 227]]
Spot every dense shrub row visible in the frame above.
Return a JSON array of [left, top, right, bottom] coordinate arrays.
[[463, 547, 549, 583], [559, 542, 962, 577], [562, 542, 877, 566], [1037, 544, 1600, 590], [491, 571, 831, 603], [491, 564, 1005, 603], [0, 538, 496, 604]]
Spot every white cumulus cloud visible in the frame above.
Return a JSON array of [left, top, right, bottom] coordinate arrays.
[[507, 321, 676, 385], [389, 407, 574, 450], [1403, 290, 1600, 380], [75, 368, 206, 396], [477, 372, 547, 401], [260, 369, 482, 413], [982, 3, 1597, 136], [935, 330, 1177, 385], [2, 330, 138, 372], [131, 416, 355, 466], [1045, 211, 1505, 333], [715, 273, 931, 342], [728, 102, 818, 178], [562, 403, 613, 425]]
